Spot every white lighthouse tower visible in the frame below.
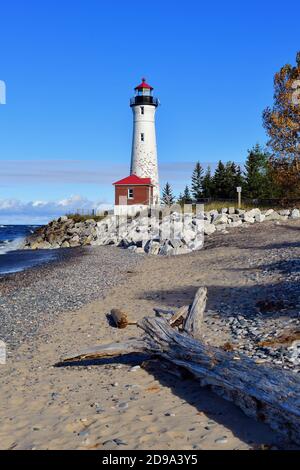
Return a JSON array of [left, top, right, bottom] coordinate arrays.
[[130, 78, 160, 204]]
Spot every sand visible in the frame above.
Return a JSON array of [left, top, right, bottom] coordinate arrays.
[[0, 219, 300, 450]]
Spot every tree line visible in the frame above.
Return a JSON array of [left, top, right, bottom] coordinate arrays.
[[162, 51, 300, 206], [162, 144, 279, 205]]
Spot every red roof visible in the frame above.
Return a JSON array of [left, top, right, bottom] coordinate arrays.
[[134, 78, 153, 90], [113, 174, 153, 186]]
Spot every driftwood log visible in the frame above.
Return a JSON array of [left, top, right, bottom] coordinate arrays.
[[109, 308, 136, 328], [61, 286, 300, 445]]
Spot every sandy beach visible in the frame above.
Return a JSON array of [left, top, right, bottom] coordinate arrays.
[[0, 219, 300, 450]]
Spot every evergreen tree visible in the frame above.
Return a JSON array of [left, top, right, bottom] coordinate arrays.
[[213, 160, 227, 198], [191, 162, 204, 201], [177, 192, 184, 205], [202, 166, 214, 198], [244, 144, 272, 198], [161, 182, 175, 206], [234, 164, 244, 189], [183, 185, 192, 203]]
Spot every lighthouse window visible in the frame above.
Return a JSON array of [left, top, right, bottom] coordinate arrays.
[[141, 133, 144, 142], [140, 106, 144, 115], [128, 188, 134, 199]]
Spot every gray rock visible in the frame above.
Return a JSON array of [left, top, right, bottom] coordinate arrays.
[[291, 208, 300, 219], [203, 221, 216, 235], [213, 214, 228, 225]]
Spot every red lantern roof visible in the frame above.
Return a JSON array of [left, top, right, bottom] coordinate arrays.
[[113, 174, 153, 186], [134, 78, 153, 90]]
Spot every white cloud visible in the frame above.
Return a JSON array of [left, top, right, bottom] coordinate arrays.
[[0, 195, 113, 225]]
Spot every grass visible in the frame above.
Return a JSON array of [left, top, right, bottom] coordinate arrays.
[[202, 200, 285, 212], [65, 212, 108, 223]]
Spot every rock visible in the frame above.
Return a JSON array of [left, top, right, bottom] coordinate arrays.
[[215, 224, 228, 232], [264, 211, 285, 221], [118, 402, 129, 409], [127, 245, 137, 252], [230, 220, 243, 228], [242, 211, 257, 223], [213, 214, 228, 225], [221, 207, 228, 214], [279, 209, 291, 216], [255, 213, 265, 223], [264, 209, 274, 216], [147, 241, 160, 255], [69, 235, 80, 247], [215, 437, 228, 444], [31, 241, 52, 250], [291, 208, 300, 219], [58, 216, 68, 223], [228, 207, 235, 214], [172, 246, 192, 255], [203, 221, 216, 235]]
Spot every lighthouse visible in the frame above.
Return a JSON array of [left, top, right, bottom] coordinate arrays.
[[113, 79, 160, 214], [130, 78, 160, 204]]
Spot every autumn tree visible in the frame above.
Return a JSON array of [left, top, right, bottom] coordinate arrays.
[[263, 51, 300, 197]]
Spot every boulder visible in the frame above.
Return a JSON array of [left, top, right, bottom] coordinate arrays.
[[255, 213, 265, 223], [215, 224, 228, 232], [230, 220, 243, 228], [291, 208, 300, 219], [279, 209, 291, 216], [213, 214, 228, 225], [264, 211, 284, 221], [264, 209, 274, 217], [203, 221, 216, 235]]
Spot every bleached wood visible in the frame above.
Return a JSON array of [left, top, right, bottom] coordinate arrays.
[[60, 286, 300, 444], [60, 339, 146, 363], [169, 305, 189, 328], [183, 287, 207, 339], [137, 316, 300, 445]]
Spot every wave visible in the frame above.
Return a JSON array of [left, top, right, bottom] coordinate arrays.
[[0, 237, 24, 255]]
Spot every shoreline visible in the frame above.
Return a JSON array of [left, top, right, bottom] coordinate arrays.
[[0, 245, 142, 351], [0, 220, 299, 449]]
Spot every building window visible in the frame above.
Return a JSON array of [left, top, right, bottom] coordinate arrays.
[[140, 106, 144, 115], [128, 188, 134, 199], [141, 133, 144, 142]]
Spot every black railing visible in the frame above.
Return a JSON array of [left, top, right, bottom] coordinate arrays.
[[130, 96, 159, 107]]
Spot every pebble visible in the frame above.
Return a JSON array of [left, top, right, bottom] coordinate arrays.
[[130, 366, 141, 372], [215, 437, 228, 444]]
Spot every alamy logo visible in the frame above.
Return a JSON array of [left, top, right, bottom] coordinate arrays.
[[0, 340, 6, 364], [0, 80, 6, 104]]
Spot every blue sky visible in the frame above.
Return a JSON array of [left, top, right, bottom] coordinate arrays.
[[0, 0, 300, 223]]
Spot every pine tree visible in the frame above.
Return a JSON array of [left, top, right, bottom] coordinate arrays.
[[234, 164, 244, 189], [244, 144, 271, 198], [191, 162, 204, 201], [161, 182, 175, 206], [202, 166, 214, 198], [183, 185, 192, 203], [177, 192, 184, 205], [213, 160, 227, 198]]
